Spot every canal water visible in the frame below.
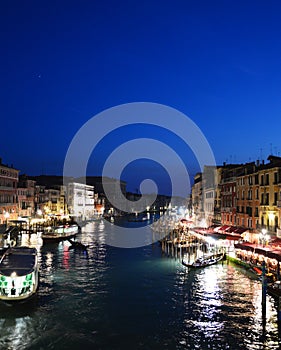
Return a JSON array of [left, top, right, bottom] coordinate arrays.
[[0, 219, 280, 350]]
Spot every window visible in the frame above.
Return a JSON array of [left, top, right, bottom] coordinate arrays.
[[265, 173, 269, 185], [265, 193, 269, 205], [246, 207, 252, 216], [274, 192, 278, 205], [274, 172, 278, 184], [256, 189, 259, 199], [248, 190, 252, 200], [248, 218, 252, 227]]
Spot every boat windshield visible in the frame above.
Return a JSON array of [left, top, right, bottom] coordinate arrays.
[[0, 249, 36, 276]]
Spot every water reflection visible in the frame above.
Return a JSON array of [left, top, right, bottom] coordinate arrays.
[[177, 261, 280, 349], [0, 221, 280, 349]]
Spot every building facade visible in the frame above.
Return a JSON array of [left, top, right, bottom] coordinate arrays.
[[67, 182, 95, 220], [0, 159, 19, 224], [17, 175, 36, 218], [191, 155, 281, 236]]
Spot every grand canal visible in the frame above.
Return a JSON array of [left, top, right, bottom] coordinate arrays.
[[0, 219, 280, 349]]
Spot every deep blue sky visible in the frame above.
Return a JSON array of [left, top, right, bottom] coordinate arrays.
[[1, 1, 281, 195]]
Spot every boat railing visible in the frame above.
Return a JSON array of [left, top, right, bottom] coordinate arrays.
[[0, 284, 33, 298]]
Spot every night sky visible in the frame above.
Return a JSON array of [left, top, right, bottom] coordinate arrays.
[[1, 1, 281, 195]]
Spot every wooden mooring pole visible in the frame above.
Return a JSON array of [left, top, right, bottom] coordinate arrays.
[[261, 260, 267, 331], [278, 296, 281, 324]]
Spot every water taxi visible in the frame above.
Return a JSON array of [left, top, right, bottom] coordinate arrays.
[[41, 223, 80, 243], [0, 246, 39, 302]]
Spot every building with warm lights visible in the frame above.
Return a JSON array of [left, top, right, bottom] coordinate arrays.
[[0, 158, 19, 224], [17, 174, 36, 218], [66, 182, 95, 220], [191, 155, 281, 238], [191, 172, 204, 225]]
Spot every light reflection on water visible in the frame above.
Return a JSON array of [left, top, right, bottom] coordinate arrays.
[[0, 220, 280, 349]]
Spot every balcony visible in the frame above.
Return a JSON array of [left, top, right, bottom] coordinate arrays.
[[0, 185, 15, 191], [221, 177, 236, 184]]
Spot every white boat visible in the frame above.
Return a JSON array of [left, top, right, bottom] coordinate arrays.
[[0, 246, 39, 302], [41, 223, 80, 243]]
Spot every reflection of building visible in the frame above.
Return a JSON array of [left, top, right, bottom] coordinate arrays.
[[67, 182, 95, 220], [0, 158, 19, 224]]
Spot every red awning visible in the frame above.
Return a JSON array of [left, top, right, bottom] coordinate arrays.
[[234, 227, 247, 234], [218, 225, 230, 232], [226, 235, 242, 241], [225, 226, 237, 233], [235, 243, 281, 262]]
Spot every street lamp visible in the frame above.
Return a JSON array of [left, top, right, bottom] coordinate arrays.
[[4, 211, 10, 225]]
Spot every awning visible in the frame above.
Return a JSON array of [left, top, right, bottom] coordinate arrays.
[[234, 243, 281, 262], [218, 225, 230, 232], [225, 226, 237, 233], [271, 237, 281, 248], [226, 234, 242, 241], [234, 227, 247, 234]]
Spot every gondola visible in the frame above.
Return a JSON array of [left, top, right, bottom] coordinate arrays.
[[182, 252, 225, 268], [267, 280, 281, 298]]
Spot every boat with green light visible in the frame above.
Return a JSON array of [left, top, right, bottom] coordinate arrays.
[[0, 246, 39, 302]]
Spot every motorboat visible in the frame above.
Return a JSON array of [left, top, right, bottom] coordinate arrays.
[[41, 223, 80, 243], [0, 246, 39, 302]]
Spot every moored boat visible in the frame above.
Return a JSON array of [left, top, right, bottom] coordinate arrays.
[[267, 280, 281, 298], [0, 246, 39, 302], [41, 224, 79, 243], [127, 217, 149, 222], [182, 252, 225, 268]]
